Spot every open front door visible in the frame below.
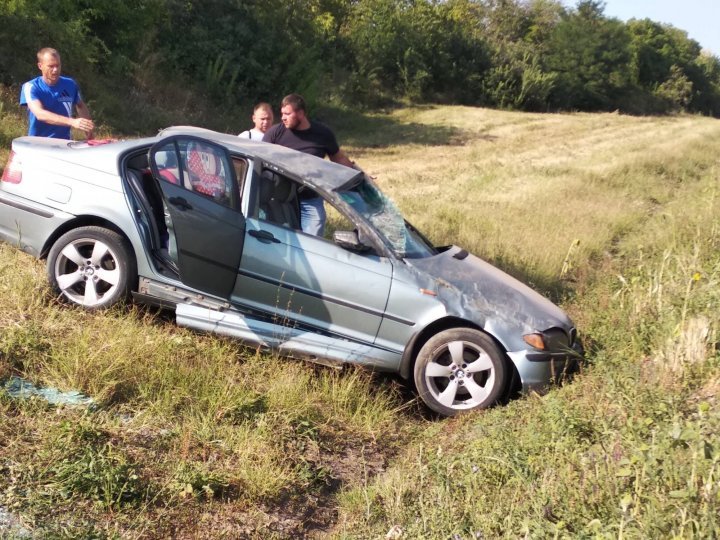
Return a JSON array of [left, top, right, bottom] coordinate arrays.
[[149, 135, 245, 298]]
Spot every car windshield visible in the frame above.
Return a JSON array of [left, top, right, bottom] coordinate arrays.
[[338, 176, 436, 258]]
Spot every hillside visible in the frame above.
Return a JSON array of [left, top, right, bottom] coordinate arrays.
[[1, 106, 719, 538]]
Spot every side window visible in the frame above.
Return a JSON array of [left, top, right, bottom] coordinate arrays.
[[153, 143, 180, 184], [152, 139, 238, 208], [324, 203, 355, 240], [325, 199, 378, 255]]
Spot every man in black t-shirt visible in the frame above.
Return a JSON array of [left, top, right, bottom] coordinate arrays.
[[263, 93, 359, 236]]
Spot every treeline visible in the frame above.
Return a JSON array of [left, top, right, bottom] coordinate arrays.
[[2, 0, 719, 126]]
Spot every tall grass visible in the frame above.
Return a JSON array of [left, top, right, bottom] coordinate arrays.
[[334, 111, 720, 539], [0, 245, 407, 536], [352, 107, 720, 297], [2, 105, 720, 537]]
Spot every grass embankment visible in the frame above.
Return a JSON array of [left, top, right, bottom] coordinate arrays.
[[1, 104, 719, 538], [334, 108, 720, 538]]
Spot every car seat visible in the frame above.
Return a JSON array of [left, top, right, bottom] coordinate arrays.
[[126, 169, 162, 247], [259, 170, 300, 229], [125, 169, 178, 270], [186, 142, 226, 198]]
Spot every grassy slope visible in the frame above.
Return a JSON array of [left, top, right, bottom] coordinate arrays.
[[1, 102, 719, 538], [333, 108, 720, 538]]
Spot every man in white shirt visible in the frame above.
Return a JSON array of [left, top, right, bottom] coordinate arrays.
[[238, 102, 274, 140]]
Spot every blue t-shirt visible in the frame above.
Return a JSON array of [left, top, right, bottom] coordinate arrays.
[[20, 76, 82, 139]]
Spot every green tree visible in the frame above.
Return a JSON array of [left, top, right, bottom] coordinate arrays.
[[655, 64, 693, 111], [3, 0, 719, 122], [342, 0, 491, 105], [477, 0, 562, 109], [692, 52, 720, 115], [544, 0, 633, 110], [627, 19, 699, 87], [625, 18, 720, 114]]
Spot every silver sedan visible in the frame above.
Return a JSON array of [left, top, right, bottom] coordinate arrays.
[[0, 126, 582, 416]]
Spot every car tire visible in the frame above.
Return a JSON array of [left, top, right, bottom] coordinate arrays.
[[414, 328, 506, 416], [47, 226, 135, 310]]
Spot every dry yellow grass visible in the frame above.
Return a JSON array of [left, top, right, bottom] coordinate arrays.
[[347, 107, 720, 292], [333, 107, 720, 540]]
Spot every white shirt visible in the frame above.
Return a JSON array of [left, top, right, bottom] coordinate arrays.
[[238, 128, 265, 141]]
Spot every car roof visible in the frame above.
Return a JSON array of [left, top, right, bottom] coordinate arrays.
[[12, 126, 361, 193], [159, 126, 361, 192]]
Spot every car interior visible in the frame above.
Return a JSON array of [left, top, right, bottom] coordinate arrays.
[[122, 144, 374, 283], [257, 169, 300, 229], [124, 153, 179, 274], [123, 150, 306, 275]]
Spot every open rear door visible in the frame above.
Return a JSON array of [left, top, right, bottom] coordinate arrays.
[[149, 135, 245, 298]]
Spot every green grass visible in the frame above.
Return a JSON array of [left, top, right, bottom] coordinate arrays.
[[0, 247, 408, 537], [1, 102, 720, 538], [333, 109, 720, 539]]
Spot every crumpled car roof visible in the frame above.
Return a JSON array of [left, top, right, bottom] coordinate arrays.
[[160, 126, 361, 192]]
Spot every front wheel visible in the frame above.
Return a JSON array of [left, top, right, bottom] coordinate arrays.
[[414, 328, 506, 417], [47, 226, 135, 310]]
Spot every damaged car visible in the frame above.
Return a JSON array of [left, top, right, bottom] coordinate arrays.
[[0, 126, 582, 416]]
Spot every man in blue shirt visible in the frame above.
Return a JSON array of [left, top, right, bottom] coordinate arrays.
[[20, 48, 94, 139]]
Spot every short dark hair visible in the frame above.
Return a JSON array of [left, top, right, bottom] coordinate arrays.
[[281, 93, 306, 112]]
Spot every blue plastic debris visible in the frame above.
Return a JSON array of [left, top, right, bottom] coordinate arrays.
[[2, 376, 95, 408]]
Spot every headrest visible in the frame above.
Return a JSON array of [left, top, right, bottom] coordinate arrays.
[[186, 142, 224, 197], [187, 142, 220, 176], [259, 170, 296, 204]]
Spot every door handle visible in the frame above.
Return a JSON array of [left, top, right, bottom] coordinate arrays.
[[168, 196, 192, 210], [249, 229, 281, 243]]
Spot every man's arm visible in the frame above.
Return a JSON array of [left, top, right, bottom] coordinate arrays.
[[26, 99, 94, 137], [329, 149, 359, 169]]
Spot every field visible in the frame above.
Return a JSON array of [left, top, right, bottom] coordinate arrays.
[[1, 104, 719, 538]]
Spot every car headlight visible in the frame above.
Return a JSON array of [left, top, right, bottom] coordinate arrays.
[[523, 333, 546, 350], [523, 328, 573, 351]]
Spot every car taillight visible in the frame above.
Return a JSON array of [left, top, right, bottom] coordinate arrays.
[[1, 151, 22, 184]]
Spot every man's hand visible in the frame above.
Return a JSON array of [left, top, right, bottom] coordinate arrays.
[[73, 117, 94, 136]]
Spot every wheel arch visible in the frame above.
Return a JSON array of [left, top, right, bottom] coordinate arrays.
[[46, 221, 140, 309], [399, 317, 521, 394], [40, 215, 134, 260], [40, 216, 140, 293]]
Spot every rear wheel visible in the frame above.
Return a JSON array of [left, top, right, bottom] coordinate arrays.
[[414, 328, 506, 416], [47, 226, 135, 309]]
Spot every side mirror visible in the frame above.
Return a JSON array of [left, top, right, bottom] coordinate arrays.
[[333, 230, 370, 252]]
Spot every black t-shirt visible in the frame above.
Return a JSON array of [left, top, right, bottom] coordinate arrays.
[[262, 121, 340, 159], [263, 121, 340, 200]]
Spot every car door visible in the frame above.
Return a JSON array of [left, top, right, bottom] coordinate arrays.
[[149, 136, 245, 298], [235, 170, 393, 344]]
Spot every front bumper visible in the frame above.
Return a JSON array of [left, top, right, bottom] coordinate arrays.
[[507, 340, 583, 393]]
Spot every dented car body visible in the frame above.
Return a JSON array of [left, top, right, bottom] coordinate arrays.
[[0, 126, 581, 416]]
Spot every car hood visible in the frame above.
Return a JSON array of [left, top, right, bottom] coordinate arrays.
[[406, 245, 574, 338]]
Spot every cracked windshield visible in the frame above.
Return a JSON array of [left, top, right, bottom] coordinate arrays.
[[339, 177, 434, 258]]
